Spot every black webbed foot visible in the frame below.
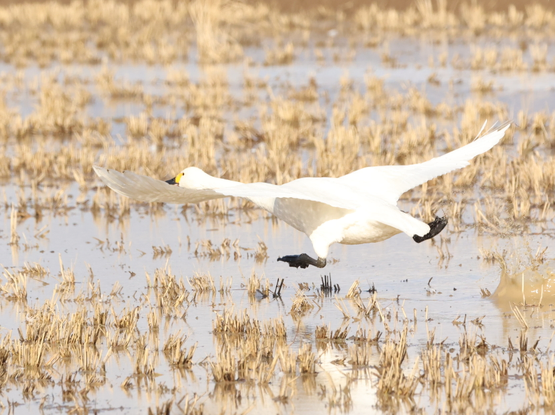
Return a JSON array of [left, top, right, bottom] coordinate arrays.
[[413, 216, 448, 243], [278, 254, 327, 269]]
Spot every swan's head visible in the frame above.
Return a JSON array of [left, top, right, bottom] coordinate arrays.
[[165, 167, 216, 189]]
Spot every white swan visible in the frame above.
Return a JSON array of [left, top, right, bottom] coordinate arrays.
[[93, 122, 510, 269]]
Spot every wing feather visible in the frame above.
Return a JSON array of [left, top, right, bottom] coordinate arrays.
[[94, 166, 362, 210], [341, 122, 510, 204], [93, 166, 226, 204]]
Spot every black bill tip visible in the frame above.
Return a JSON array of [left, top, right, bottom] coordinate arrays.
[[165, 177, 177, 185]]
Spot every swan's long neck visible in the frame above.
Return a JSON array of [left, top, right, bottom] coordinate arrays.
[[180, 167, 240, 190]]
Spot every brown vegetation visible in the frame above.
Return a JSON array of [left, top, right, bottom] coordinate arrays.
[[0, 0, 554, 413]]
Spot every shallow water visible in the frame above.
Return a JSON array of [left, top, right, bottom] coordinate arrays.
[[3, 185, 554, 414], [1, 26, 555, 414]]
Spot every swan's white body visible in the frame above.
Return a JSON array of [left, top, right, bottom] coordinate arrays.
[[93, 123, 510, 262]]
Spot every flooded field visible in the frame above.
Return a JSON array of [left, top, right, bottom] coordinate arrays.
[[2, 0, 555, 413]]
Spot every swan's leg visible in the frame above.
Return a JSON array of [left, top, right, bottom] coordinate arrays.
[[413, 216, 448, 243], [277, 254, 327, 269]]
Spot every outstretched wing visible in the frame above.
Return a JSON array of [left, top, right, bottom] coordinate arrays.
[[93, 166, 360, 210], [93, 166, 227, 204], [93, 167, 429, 237], [341, 122, 510, 204]]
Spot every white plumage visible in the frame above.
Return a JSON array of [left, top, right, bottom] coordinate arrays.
[[93, 122, 510, 269]]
